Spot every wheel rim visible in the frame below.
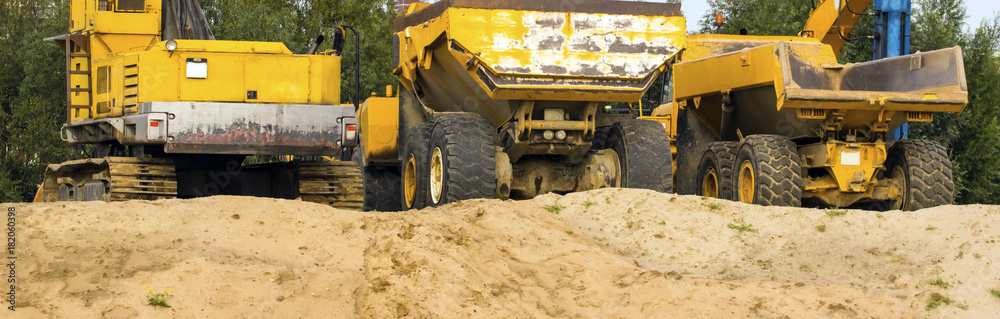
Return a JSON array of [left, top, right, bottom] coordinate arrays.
[[738, 160, 755, 204], [430, 147, 444, 205], [889, 164, 907, 210], [701, 166, 719, 198], [404, 154, 418, 208]]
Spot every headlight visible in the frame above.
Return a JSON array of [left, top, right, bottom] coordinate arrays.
[[165, 39, 178, 52]]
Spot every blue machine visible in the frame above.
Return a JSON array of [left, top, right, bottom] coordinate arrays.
[[873, 0, 913, 140]]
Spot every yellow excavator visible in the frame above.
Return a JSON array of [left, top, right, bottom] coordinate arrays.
[[38, 0, 363, 209]]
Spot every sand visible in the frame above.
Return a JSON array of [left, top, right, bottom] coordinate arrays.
[[4, 189, 1000, 318]]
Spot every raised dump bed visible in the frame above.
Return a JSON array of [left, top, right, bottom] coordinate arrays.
[[393, 0, 686, 126]]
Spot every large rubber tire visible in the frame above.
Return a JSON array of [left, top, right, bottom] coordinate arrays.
[[733, 135, 803, 206], [427, 114, 495, 206], [361, 165, 401, 212], [400, 123, 433, 210], [885, 140, 954, 211], [697, 141, 739, 200], [607, 119, 673, 193]]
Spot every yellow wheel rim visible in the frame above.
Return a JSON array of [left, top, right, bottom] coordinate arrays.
[[701, 166, 719, 198], [403, 154, 418, 209], [738, 160, 755, 204], [430, 147, 444, 205], [889, 164, 906, 210]]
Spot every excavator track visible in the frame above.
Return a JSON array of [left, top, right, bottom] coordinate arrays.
[[297, 161, 364, 210], [42, 157, 177, 202]]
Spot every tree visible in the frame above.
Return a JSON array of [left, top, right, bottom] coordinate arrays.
[[698, 0, 813, 36], [0, 0, 80, 202]]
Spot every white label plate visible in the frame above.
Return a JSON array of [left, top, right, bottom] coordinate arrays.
[[841, 151, 861, 166], [186, 61, 208, 79]]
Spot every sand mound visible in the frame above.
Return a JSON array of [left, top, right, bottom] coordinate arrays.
[[6, 189, 1000, 318]]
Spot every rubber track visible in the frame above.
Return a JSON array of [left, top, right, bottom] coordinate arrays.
[[430, 114, 495, 205], [401, 123, 433, 210], [735, 135, 803, 206], [887, 140, 954, 210], [608, 119, 673, 193], [297, 161, 363, 210], [698, 142, 739, 200]]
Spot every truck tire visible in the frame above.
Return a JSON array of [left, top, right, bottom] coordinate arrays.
[[362, 165, 401, 212], [607, 119, 673, 193], [885, 140, 954, 211], [401, 123, 433, 210], [733, 135, 802, 206], [697, 141, 739, 200], [591, 126, 612, 150], [427, 114, 495, 206]]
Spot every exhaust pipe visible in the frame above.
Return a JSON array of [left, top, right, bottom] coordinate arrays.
[[306, 35, 325, 55]]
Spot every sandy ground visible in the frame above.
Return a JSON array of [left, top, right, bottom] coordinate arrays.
[[4, 189, 1000, 318]]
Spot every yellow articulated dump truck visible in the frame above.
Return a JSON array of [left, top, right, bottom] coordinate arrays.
[[40, 0, 363, 208], [354, 0, 686, 211], [660, 34, 967, 210]]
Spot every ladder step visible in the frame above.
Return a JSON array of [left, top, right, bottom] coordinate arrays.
[[69, 71, 92, 75], [69, 53, 90, 58], [68, 104, 90, 109], [69, 88, 91, 92]]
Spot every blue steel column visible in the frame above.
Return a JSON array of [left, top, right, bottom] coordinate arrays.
[[874, 0, 912, 140]]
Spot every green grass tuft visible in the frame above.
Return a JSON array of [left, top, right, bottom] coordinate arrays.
[[925, 294, 954, 310], [146, 286, 172, 308], [926, 225, 938, 230], [990, 289, 1000, 299], [727, 218, 758, 233], [701, 203, 721, 210], [825, 208, 847, 217], [928, 277, 950, 288], [582, 199, 597, 208], [565, 230, 574, 235], [544, 200, 564, 214]]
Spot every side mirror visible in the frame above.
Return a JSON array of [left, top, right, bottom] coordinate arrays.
[[332, 27, 346, 56]]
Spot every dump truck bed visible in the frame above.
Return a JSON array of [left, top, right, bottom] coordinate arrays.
[[393, 0, 685, 126], [673, 36, 967, 139]]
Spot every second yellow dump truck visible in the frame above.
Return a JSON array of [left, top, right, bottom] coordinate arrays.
[[355, 0, 686, 211], [659, 35, 967, 210]]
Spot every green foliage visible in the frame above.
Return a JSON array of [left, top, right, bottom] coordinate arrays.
[[582, 199, 597, 208], [825, 208, 846, 217], [146, 286, 172, 308], [699, 0, 813, 36], [991, 288, 1000, 299], [544, 200, 564, 214], [0, 0, 83, 202], [727, 218, 758, 232], [928, 277, 950, 288], [926, 225, 938, 231], [701, 202, 721, 210], [925, 293, 954, 310]]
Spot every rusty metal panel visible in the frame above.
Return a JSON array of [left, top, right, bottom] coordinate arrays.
[[393, 0, 682, 32], [450, 7, 684, 80], [144, 102, 355, 157]]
